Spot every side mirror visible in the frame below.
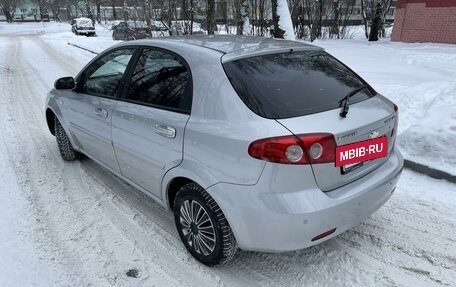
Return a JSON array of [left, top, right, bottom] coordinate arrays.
[[55, 77, 75, 90]]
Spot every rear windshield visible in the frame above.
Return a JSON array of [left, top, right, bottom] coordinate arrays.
[[223, 50, 374, 119]]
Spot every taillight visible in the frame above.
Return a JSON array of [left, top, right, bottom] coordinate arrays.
[[248, 133, 336, 164], [297, 133, 337, 164]]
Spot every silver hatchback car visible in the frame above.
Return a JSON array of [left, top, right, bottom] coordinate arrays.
[[46, 36, 403, 266]]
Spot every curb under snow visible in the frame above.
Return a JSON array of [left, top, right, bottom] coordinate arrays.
[[404, 159, 456, 184]]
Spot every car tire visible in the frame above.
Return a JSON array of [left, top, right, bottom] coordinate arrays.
[[174, 183, 237, 266], [54, 116, 78, 161]]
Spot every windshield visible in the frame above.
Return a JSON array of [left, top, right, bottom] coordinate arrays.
[[223, 50, 374, 119], [127, 22, 147, 28], [75, 18, 93, 27]]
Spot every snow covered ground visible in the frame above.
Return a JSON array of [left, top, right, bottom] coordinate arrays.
[[0, 22, 455, 286]]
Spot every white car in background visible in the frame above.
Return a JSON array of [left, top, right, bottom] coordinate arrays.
[[71, 17, 96, 36]]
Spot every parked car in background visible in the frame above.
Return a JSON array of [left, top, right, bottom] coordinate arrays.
[[112, 21, 151, 41], [46, 36, 403, 266], [71, 17, 96, 36], [171, 21, 207, 35], [151, 20, 168, 32]]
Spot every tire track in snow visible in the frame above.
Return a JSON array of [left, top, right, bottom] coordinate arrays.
[[1, 38, 82, 286]]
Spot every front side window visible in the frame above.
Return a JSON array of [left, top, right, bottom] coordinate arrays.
[[80, 49, 134, 98], [126, 48, 192, 113]]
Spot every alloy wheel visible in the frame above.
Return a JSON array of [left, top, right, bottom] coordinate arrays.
[[179, 200, 216, 256]]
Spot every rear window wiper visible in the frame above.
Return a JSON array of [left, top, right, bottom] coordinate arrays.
[[339, 85, 367, 118]]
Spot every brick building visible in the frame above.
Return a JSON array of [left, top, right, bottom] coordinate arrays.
[[392, 0, 456, 44]]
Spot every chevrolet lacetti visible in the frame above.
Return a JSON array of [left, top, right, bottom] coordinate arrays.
[[45, 36, 403, 266]]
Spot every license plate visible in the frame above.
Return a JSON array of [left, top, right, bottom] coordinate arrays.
[[342, 161, 364, 174], [336, 137, 388, 167]]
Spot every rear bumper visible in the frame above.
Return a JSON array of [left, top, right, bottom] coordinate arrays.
[[76, 30, 95, 34], [207, 147, 403, 252]]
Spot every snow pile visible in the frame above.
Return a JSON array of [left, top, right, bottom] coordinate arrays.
[[398, 84, 456, 175], [243, 17, 251, 36], [277, 0, 295, 40]]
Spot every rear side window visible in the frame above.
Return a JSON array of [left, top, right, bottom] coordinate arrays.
[[125, 48, 192, 113], [223, 51, 374, 119]]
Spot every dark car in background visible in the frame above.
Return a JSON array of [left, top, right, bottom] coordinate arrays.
[[71, 17, 96, 36], [112, 21, 151, 41]]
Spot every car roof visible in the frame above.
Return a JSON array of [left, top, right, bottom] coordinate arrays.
[[74, 17, 91, 21], [120, 35, 322, 62]]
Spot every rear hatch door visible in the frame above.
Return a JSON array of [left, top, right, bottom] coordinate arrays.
[[222, 48, 397, 191], [277, 96, 396, 191]]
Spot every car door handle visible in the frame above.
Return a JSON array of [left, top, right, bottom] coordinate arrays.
[[155, 125, 176, 138], [94, 108, 108, 118]]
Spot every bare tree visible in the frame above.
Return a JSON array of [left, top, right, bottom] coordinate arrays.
[[206, 0, 215, 34], [379, 0, 392, 37], [240, 0, 250, 35], [329, 0, 340, 39], [233, 0, 242, 34], [0, 0, 21, 22], [302, 0, 325, 41], [361, 0, 393, 39], [369, 1, 381, 41], [96, 0, 101, 23], [217, 0, 229, 34], [360, 0, 369, 39], [123, 0, 128, 21], [271, 0, 285, 38], [112, 0, 117, 20]]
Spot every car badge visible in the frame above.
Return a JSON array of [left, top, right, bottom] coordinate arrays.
[[368, 131, 380, 139]]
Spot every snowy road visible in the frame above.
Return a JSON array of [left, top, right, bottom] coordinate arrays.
[[1, 27, 456, 287]]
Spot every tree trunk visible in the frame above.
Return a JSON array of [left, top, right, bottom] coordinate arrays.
[[39, 0, 46, 21], [330, 0, 340, 39], [3, 9, 12, 23], [361, 0, 369, 39], [369, 2, 382, 41], [143, 0, 151, 27], [234, 0, 242, 35], [316, 0, 323, 39], [112, 0, 117, 20], [181, 0, 188, 21], [271, 0, 285, 38], [51, 6, 61, 22], [380, 0, 392, 38], [206, 0, 215, 34], [190, 0, 194, 34], [123, 0, 128, 21], [240, 0, 250, 35], [85, 0, 94, 24], [96, 1, 101, 23]]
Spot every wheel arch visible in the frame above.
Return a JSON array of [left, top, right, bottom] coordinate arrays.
[[45, 104, 79, 150], [46, 108, 56, 135], [162, 160, 220, 211]]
